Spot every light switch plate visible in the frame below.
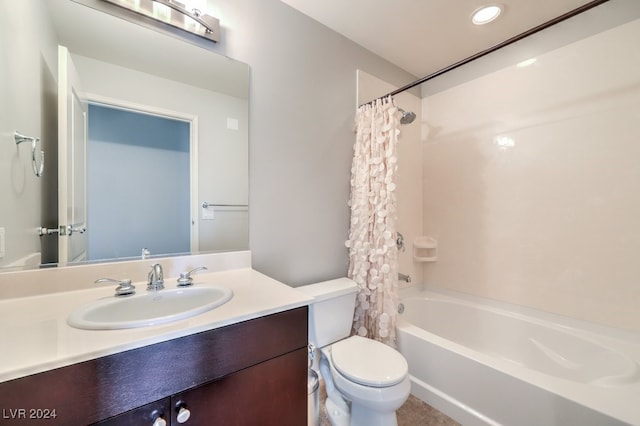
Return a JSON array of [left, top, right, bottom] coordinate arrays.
[[227, 117, 239, 130]]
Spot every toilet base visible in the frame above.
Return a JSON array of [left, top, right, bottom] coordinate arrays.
[[325, 396, 351, 426], [351, 403, 398, 426]]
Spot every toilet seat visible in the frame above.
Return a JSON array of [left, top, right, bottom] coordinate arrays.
[[330, 335, 408, 387]]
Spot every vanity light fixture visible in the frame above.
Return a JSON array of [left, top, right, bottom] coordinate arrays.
[[471, 4, 503, 25], [102, 0, 220, 42]]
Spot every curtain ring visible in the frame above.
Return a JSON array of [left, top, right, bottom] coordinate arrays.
[[14, 131, 44, 177]]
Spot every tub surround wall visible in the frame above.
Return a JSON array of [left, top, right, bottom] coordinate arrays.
[[421, 17, 640, 331]]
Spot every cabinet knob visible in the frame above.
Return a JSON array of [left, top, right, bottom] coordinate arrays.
[[152, 417, 167, 426], [176, 406, 191, 423], [151, 410, 167, 426]]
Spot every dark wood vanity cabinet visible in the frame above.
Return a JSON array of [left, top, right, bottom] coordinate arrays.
[[0, 307, 308, 426]]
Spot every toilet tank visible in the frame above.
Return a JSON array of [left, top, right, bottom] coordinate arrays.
[[298, 278, 358, 348]]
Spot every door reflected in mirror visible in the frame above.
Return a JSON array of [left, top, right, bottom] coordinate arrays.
[[0, 0, 249, 271], [87, 103, 192, 261]]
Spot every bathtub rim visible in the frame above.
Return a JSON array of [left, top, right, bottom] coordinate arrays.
[[397, 285, 640, 425], [399, 285, 640, 344]]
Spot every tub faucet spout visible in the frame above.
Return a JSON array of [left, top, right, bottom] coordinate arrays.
[[399, 273, 411, 283]]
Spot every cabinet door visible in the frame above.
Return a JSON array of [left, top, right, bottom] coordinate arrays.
[[170, 348, 307, 426], [92, 398, 170, 426]]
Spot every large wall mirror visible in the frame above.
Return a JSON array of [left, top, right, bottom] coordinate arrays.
[[0, 0, 249, 271]]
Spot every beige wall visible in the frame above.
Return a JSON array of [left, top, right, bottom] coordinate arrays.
[[421, 18, 640, 331]]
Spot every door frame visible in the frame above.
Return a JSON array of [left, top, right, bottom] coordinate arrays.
[[58, 45, 88, 264], [85, 93, 200, 253]]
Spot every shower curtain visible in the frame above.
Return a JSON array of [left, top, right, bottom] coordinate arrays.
[[346, 96, 400, 347]]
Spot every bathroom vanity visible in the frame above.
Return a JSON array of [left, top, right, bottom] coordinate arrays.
[[1, 307, 308, 425], [0, 252, 312, 425]]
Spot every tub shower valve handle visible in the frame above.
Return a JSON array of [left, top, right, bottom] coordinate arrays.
[[95, 277, 136, 297], [177, 266, 208, 287], [396, 232, 406, 252]]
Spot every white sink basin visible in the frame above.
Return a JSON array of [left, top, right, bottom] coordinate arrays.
[[67, 286, 233, 330]]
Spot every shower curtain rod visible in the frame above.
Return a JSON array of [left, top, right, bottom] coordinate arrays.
[[360, 0, 609, 107]]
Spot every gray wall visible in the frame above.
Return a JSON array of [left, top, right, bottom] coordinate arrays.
[[204, 0, 416, 286], [1, 0, 415, 283], [0, 0, 59, 267]]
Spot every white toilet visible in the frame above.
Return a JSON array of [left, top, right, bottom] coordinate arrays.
[[299, 278, 410, 426]]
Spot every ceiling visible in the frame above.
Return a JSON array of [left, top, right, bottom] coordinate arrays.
[[280, 0, 595, 78]]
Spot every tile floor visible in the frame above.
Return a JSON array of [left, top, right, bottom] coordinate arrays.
[[317, 381, 460, 426]]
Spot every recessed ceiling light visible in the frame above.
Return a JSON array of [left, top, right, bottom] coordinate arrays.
[[472, 4, 503, 25]]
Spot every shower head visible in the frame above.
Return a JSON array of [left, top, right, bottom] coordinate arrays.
[[399, 108, 416, 125]]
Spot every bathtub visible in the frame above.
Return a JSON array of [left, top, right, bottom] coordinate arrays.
[[396, 287, 640, 426]]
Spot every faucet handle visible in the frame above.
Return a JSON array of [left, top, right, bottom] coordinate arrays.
[[95, 278, 136, 297], [177, 266, 208, 287]]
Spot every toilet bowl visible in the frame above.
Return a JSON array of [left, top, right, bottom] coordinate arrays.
[[299, 278, 410, 426], [322, 337, 411, 426]]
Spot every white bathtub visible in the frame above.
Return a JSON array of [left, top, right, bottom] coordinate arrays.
[[396, 287, 640, 426]]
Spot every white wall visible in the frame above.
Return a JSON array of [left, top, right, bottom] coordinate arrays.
[[0, 0, 59, 267], [421, 18, 640, 331]]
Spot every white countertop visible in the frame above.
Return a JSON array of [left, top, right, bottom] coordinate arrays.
[[0, 267, 312, 383]]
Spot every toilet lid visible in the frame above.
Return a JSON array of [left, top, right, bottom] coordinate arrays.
[[331, 335, 408, 387]]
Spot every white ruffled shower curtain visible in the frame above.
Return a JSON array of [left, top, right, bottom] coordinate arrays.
[[346, 96, 401, 347]]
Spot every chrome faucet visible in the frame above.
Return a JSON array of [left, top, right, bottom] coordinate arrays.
[[398, 272, 411, 283], [141, 247, 151, 259], [147, 263, 164, 291]]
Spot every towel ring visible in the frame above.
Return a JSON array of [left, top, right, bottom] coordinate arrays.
[[14, 131, 44, 177]]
